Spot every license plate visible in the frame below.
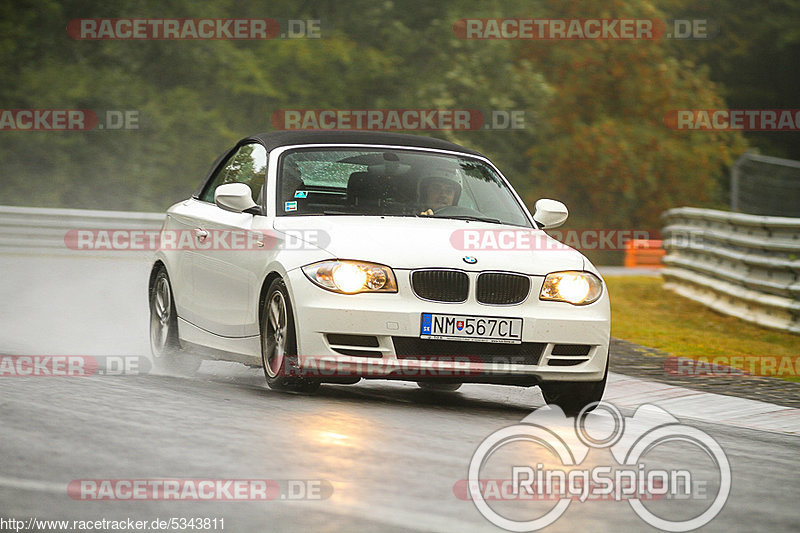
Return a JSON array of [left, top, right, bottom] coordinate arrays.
[[420, 313, 523, 344]]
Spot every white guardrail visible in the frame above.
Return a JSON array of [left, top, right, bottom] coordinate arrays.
[[661, 207, 800, 334], [0, 205, 164, 255]]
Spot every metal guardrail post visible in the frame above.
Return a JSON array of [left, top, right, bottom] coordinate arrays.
[[730, 154, 745, 212], [729, 152, 800, 217]]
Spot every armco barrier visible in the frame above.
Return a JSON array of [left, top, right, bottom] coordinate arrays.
[[661, 207, 800, 334], [0, 205, 163, 254]]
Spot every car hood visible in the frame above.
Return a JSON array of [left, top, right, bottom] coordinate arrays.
[[272, 216, 585, 274]]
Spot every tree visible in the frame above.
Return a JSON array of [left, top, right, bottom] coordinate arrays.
[[519, 0, 746, 230], [662, 0, 800, 159]]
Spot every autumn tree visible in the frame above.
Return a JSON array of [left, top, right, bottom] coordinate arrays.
[[519, 0, 746, 230]]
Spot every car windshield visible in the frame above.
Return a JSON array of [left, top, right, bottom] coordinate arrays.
[[276, 148, 532, 227]]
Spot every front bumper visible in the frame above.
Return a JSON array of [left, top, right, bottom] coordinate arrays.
[[285, 268, 610, 384]]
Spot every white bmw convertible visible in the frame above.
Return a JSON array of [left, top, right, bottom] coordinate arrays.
[[149, 131, 610, 413]]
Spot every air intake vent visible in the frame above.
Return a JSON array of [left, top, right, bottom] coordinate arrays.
[[326, 334, 379, 348], [547, 344, 593, 366], [551, 344, 591, 356], [411, 270, 469, 303], [392, 337, 544, 365], [476, 272, 530, 305], [326, 334, 382, 358]]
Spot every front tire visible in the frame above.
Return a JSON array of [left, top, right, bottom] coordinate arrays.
[[261, 278, 319, 393], [149, 266, 201, 374]]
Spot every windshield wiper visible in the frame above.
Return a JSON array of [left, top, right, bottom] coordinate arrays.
[[432, 215, 503, 224]]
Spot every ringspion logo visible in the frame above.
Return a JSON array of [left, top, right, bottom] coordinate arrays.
[[463, 403, 730, 531]]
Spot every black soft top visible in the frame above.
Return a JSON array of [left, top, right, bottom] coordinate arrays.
[[243, 130, 483, 156]]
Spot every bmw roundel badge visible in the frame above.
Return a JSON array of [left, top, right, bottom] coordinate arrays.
[[463, 256, 478, 264]]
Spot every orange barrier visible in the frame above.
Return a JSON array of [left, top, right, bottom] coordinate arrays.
[[624, 239, 665, 268]]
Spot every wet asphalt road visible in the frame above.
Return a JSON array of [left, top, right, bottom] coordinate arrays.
[[1, 254, 798, 532]]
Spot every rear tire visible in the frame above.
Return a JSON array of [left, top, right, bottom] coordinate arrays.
[[261, 278, 320, 393], [149, 266, 201, 374], [539, 355, 608, 415]]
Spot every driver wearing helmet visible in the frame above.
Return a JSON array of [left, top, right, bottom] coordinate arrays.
[[418, 171, 462, 216]]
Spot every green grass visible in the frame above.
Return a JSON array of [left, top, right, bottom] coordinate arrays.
[[606, 276, 800, 380]]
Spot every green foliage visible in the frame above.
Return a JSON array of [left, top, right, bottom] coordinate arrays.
[[662, 0, 800, 159], [2, 0, 786, 238], [521, 0, 746, 230], [0, 0, 546, 211]]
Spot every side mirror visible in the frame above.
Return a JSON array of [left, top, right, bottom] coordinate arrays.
[[532, 198, 568, 229], [215, 183, 257, 213]]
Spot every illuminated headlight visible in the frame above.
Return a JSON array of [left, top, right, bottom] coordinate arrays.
[[302, 260, 398, 294], [540, 271, 603, 305]]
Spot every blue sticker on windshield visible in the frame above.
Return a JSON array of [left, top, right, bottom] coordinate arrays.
[[284, 201, 298, 212], [294, 191, 308, 198]]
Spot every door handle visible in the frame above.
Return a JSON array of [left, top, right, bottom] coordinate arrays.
[[195, 228, 209, 242]]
